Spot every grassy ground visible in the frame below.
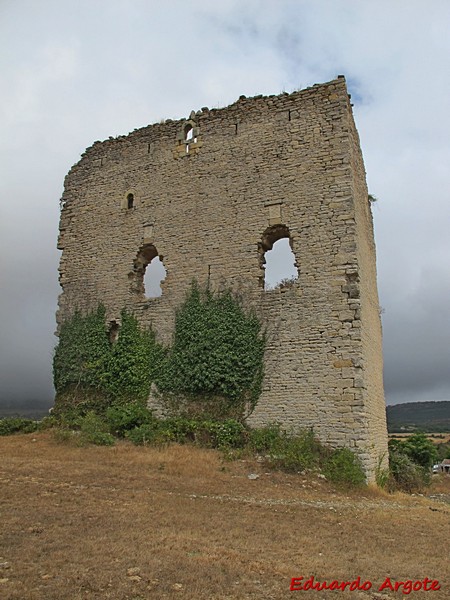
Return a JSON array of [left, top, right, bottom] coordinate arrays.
[[1, 432, 449, 600]]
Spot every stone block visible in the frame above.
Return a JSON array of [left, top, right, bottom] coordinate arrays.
[[333, 359, 353, 368]]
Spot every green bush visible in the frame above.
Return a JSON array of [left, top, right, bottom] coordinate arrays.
[[37, 415, 59, 430], [268, 429, 322, 472], [401, 433, 437, 469], [125, 422, 161, 446], [106, 401, 155, 437], [124, 417, 247, 450], [156, 417, 247, 448], [0, 418, 39, 436], [388, 450, 430, 493], [78, 411, 115, 446], [248, 427, 365, 483], [322, 448, 366, 486], [158, 417, 200, 443], [248, 423, 282, 453], [436, 442, 450, 461], [207, 419, 247, 449], [87, 431, 116, 446], [248, 427, 324, 473], [388, 433, 437, 469], [386, 433, 436, 493]]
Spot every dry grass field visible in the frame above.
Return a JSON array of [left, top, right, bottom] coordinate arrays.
[[1, 432, 449, 600], [388, 432, 450, 444]]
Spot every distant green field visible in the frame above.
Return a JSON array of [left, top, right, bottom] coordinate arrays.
[[386, 401, 450, 433]]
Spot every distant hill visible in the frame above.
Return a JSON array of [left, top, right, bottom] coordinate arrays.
[[386, 401, 450, 433], [0, 400, 53, 420]]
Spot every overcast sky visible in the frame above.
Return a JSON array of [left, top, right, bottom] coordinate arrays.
[[1, 0, 449, 407]]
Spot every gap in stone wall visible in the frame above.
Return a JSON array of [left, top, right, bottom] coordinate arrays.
[[264, 237, 298, 290], [109, 320, 120, 344], [144, 256, 167, 298]]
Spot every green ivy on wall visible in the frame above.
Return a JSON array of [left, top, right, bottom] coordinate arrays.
[[53, 283, 266, 418], [53, 307, 164, 411], [53, 305, 110, 393], [103, 311, 166, 404], [157, 284, 265, 414]]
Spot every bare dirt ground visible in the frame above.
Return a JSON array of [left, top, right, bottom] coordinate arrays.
[[1, 432, 449, 600]]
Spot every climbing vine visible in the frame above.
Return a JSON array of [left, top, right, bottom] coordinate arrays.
[[53, 307, 164, 412], [53, 305, 110, 393], [103, 311, 165, 404], [156, 283, 266, 415], [53, 283, 266, 418]]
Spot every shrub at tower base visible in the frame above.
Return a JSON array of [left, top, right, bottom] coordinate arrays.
[[53, 284, 266, 420]]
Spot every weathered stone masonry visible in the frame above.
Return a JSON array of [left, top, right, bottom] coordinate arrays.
[[57, 76, 388, 480]]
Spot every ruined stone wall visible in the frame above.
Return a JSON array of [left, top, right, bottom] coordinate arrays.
[[347, 107, 388, 474], [57, 77, 388, 480]]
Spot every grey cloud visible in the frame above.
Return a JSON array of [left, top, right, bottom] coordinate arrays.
[[1, 0, 449, 407]]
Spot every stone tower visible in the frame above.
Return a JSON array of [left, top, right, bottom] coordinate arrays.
[[57, 76, 388, 480]]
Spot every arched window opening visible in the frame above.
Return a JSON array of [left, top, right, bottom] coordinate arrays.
[[127, 193, 134, 209], [264, 238, 298, 290], [259, 224, 298, 290], [143, 256, 167, 298], [132, 243, 166, 298]]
